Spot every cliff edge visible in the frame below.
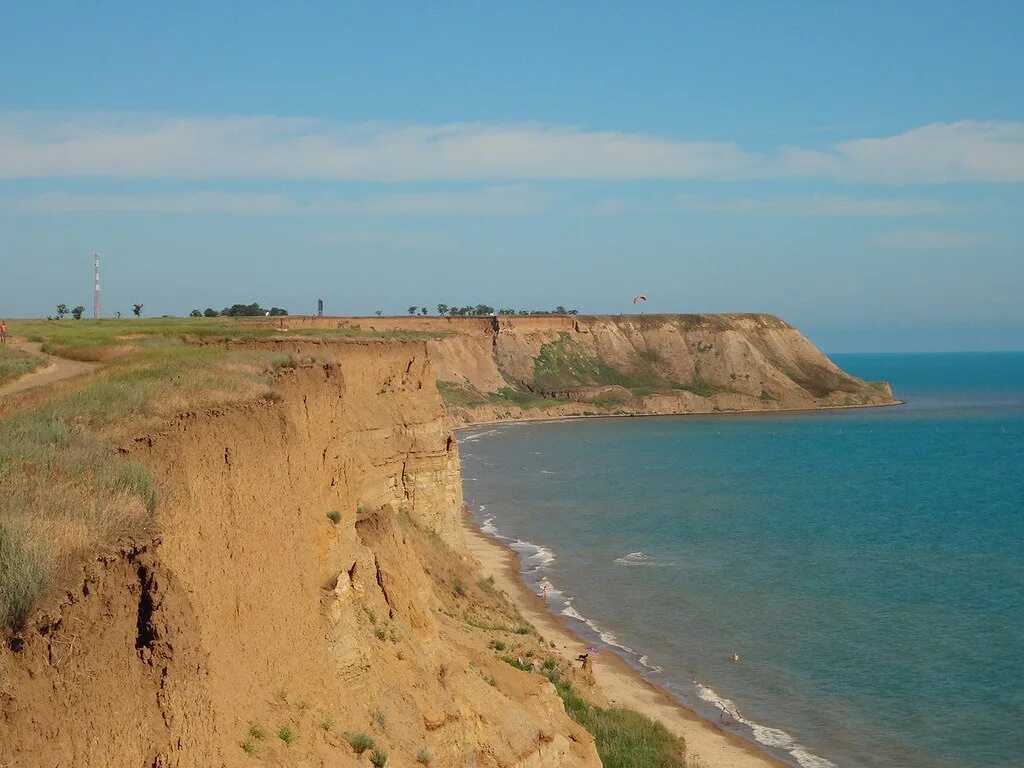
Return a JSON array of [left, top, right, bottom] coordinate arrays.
[[288, 314, 897, 422]]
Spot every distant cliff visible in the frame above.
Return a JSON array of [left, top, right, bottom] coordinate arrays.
[[288, 314, 897, 423]]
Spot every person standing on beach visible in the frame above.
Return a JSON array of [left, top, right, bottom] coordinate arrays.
[[0, 320, 8, 344]]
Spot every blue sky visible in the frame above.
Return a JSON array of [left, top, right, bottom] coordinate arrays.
[[2, 1, 1022, 351]]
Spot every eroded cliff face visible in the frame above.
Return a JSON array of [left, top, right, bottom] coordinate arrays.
[[0, 343, 600, 768], [289, 314, 897, 422]]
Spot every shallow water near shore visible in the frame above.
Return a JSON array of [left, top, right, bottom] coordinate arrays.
[[461, 352, 1024, 768]]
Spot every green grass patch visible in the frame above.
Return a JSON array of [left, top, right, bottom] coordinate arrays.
[[277, 725, 295, 745], [544, 671, 685, 768], [370, 747, 389, 767], [0, 345, 44, 385], [499, 654, 534, 672]]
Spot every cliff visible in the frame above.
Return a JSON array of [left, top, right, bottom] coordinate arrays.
[[0, 342, 602, 768], [287, 314, 897, 422]]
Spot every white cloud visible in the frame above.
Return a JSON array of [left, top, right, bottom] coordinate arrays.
[[778, 122, 1024, 184], [872, 228, 993, 250], [672, 194, 967, 217], [0, 112, 752, 181], [2, 112, 1022, 184], [2, 185, 546, 216]]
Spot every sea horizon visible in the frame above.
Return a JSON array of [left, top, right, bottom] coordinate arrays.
[[460, 351, 1024, 768]]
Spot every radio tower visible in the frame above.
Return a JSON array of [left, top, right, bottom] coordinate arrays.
[[92, 251, 101, 319]]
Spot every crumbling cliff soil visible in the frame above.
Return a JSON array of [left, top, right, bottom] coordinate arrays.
[[0, 344, 602, 767]]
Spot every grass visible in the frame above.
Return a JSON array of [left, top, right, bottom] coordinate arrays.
[[346, 732, 375, 754], [370, 747, 389, 767], [0, 345, 44, 386], [277, 725, 295, 745], [499, 654, 534, 673], [0, 518, 49, 629], [7, 317, 448, 360], [544, 670, 685, 768], [248, 723, 267, 741], [326, 510, 342, 524], [679, 382, 717, 398], [0, 322, 313, 631], [374, 628, 387, 641], [759, 389, 776, 402]]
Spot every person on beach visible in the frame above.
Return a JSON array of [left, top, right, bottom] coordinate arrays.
[[732, 652, 740, 663], [0, 320, 8, 344], [540, 582, 549, 600], [576, 652, 590, 669]]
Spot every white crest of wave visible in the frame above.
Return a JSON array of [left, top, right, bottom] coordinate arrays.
[[696, 684, 838, 768]]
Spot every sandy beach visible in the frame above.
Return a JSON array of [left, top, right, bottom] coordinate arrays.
[[461, 510, 791, 768]]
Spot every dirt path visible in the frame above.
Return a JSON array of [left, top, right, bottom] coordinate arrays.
[[0, 340, 99, 397]]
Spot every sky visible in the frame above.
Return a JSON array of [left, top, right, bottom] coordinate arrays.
[[1, 1, 1022, 351]]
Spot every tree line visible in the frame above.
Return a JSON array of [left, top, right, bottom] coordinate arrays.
[[404, 305, 580, 317], [190, 303, 289, 317], [47, 303, 144, 320]]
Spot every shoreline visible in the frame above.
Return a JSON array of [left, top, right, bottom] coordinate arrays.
[[460, 508, 794, 768], [455, 398, 904, 430]]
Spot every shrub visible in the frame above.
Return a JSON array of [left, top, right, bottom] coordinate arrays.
[[759, 389, 776, 402], [488, 639, 506, 652], [452, 579, 467, 597], [247, 723, 266, 741], [374, 628, 387, 641], [277, 725, 295, 745], [346, 732, 374, 754], [477, 575, 497, 595], [326, 510, 342, 524], [541, 657, 556, 672], [370, 747, 389, 767], [0, 520, 50, 630], [417, 748, 432, 765], [500, 655, 534, 672], [240, 739, 256, 754]]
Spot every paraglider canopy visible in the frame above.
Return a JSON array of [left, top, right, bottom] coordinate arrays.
[[632, 295, 648, 304]]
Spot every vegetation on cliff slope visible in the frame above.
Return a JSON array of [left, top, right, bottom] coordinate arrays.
[[400, 509, 687, 768], [0, 319, 364, 630]]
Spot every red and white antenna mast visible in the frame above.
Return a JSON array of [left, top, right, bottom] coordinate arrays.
[[93, 251, 101, 319]]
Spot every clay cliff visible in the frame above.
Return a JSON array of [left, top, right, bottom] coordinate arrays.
[[0, 342, 601, 768], [287, 314, 897, 422]]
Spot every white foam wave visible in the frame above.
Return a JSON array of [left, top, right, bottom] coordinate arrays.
[[613, 550, 670, 567], [539, 469, 556, 475], [696, 684, 837, 768], [460, 428, 505, 442], [559, 599, 636, 654], [638, 655, 663, 674]]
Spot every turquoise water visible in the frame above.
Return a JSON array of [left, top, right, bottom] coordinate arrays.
[[460, 353, 1024, 768]]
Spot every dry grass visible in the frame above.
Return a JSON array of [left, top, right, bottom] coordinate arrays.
[[0, 322, 306, 631], [0, 345, 44, 385]]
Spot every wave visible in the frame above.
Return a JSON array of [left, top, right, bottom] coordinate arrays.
[[614, 550, 671, 567], [559, 599, 636, 654], [695, 685, 838, 768], [460, 427, 507, 442], [474, 507, 837, 768], [638, 655, 663, 674], [509, 539, 555, 571]]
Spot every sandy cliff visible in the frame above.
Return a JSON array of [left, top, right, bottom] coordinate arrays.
[[0, 342, 600, 768], [288, 314, 896, 422]]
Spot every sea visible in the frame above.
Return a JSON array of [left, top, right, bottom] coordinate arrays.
[[460, 353, 1024, 768]]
